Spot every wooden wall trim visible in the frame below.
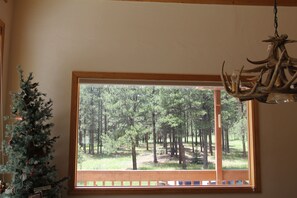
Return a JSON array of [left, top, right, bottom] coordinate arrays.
[[118, 0, 297, 6], [0, 19, 5, 176]]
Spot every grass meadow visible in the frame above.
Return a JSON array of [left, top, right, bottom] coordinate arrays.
[[78, 137, 248, 171]]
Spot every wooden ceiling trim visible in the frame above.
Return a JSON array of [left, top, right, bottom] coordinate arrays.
[[118, 0, 297, 6]]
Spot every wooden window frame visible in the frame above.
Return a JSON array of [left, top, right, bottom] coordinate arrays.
[[68, 71, 260, 195], [118, 0, 297, 6], [0, 19, 5, 176], [0, 19, 4, 114]]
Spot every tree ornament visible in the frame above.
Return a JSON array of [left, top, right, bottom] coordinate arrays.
[[21, 173, 27, 181]]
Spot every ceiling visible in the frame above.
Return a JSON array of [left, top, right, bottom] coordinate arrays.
[[119, 0, 297, 6]]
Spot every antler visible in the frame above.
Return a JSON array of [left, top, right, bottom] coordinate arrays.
[[221, 34, 297, 103]]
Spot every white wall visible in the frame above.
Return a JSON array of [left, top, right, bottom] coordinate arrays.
[[5, 0, 297, 197]]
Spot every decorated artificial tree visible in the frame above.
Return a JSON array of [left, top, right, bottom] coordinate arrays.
[[0, 67, 67, 197]]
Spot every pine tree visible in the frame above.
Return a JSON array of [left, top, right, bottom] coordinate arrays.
[[0, 67, 66, 197]]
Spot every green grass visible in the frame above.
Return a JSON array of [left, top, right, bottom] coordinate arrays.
[[80, 154, 132, 170], [222, 139, 248, 169], [78, 138, 248, 171]]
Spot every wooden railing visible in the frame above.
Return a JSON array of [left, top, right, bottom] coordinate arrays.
[[76, 170, 249, 187]]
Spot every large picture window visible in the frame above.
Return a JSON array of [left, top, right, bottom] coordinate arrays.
[[68, 72, 260, 195]]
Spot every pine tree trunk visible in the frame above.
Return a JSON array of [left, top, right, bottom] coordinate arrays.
[[83, 129, 86, 153], [89, 97, 95, 155], [89, 127, 94, 155], [170, 130, 174, 157], [209, 129, 213, 156], [152, 111, 158, 163], [203, 129, 208, 169], [146, 133, 149, 151], [104, 109, 107, 135], [185, 112, 189, 143], [97, 98, 103, 155], [79, 119, 83, 147], [195, 129, 198, 147], [199, 129, 203, 152], [242, 133, 247, 157], [191, 120, 194, 153], [100, 101, 103, 154], [164, 131, 168, 154], [180, 144, 187, 169], [226, 129, 230, 153], [97, 128, 100, 155], [178, 136, 182, 164], [173, 130, 178, 156], [132, 141, 137, 170]]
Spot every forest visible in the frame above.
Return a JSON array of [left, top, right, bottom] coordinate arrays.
[[77, 84, 248, 171]]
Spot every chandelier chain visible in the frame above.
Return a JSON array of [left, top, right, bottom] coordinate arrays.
[[274, 0, 279, 36]]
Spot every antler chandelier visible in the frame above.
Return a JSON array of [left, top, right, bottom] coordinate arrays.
[[221, 0, 297, 104]]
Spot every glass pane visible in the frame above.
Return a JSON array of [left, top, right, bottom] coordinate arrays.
[[77, 84, 215, 170], [221, 91, 249, 170], [75, 84, 249, 187]]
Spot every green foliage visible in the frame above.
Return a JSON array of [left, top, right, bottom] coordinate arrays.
[[77, 146, 85, 169], [79, 140, 247, 170], [101, 134, 121, 155], [78, 84, 249, 170], [0, 67, 66, 197], [230, 116, 248, 138], [221, 91, 246, 129]]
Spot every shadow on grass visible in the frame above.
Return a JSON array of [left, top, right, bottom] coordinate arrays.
[[138, 156, 215, 170], [222, 146, 248, 160]]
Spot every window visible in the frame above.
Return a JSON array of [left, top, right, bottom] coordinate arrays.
[[68, 72, 260, 195]]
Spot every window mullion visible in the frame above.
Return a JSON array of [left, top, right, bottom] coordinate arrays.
[[214, 89, 223, 185]]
